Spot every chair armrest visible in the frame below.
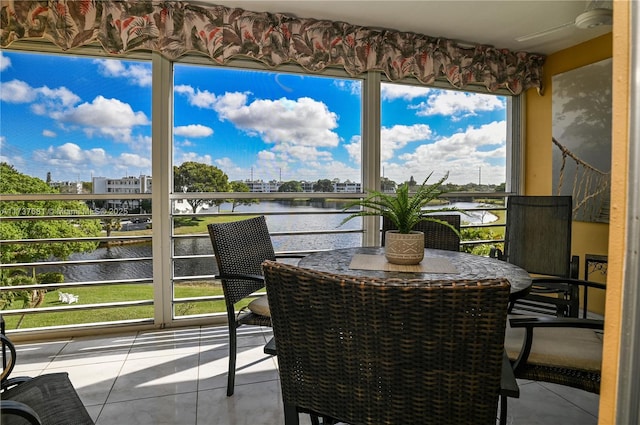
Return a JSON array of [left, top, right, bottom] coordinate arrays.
[[0, 400, 43, 424], [510, 317, 604, 330], [2, 376, 34, 391], [214, 273, 265, 282], [531, 277, 606, 291], [1, 334, 16, 382]]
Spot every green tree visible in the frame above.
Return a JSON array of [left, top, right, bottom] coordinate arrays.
[[381, 177, 397, 192], [0, 163, 102, 265], [102, 217, 122, 237], [278, 180, 303, 192], [229, 181, 258, 212], [173, 161, 231, 214], [313, 179, 334, 192]]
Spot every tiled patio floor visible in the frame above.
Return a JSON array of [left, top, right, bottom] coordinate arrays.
[[7, 325, 599, 424]]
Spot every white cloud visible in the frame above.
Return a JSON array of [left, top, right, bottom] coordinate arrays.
[[381, 124, 432, 161], [381, 83, 432, 101], [412, 90, 505, 118], [176, 86, 341, 149], [174, 151, 213, 166], [29, 141, 152, 180], [345, 135, 361, 164], [174, 85, 220, 109], [334, 80, 361, 96], [174, 124, 213, 138], [0, 79, 37, 103], [59, 96, 149, 142], [36, 86, 81, 108], [0, 52, 10, 71], [213, 94, 340, 148], [94, 59, 152, 87], [383, 121, 507, 185], [42, 130, 57, 138], [33, 143, 109, 167]]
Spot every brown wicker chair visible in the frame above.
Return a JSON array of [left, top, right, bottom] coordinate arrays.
[[262, 260, 515, 425], [381, 213, 461, 251], [207, 215, 303, 396], [1, 335, 94, 425]]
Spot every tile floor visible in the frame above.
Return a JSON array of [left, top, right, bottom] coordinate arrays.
[[7, 325, 599, 425]]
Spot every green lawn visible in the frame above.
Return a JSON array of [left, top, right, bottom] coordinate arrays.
[[1, 282, 259, 330]]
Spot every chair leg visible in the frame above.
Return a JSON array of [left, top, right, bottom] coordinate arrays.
[[226, 324, 237, 397], [284, 403, 299, 425], [499, 395, 508, 425]]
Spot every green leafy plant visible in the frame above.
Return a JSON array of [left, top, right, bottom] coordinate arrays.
[[340, 172, 461, 235]]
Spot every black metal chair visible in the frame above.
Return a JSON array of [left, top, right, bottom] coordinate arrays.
[[500, 195, 606, 395], [504, 309, 605, 395], [501, 195, 586, 317], [1, 334, 94, 425], [262, 260, 517, 425], [207, 215, 303, 396], [381, 213, 461, 251]]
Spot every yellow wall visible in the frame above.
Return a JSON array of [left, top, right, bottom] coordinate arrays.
[[599, 1, 631, 422], [526, 3, 633, 420], [525, 33, 612, 313]]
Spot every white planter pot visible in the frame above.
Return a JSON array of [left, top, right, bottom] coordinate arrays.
[[384, 230, 425, 265]]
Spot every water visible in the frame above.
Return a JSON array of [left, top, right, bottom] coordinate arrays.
[[38, 201, 497, 283]]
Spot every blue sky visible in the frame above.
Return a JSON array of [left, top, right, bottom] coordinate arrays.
[[0, 50, 507, 186]]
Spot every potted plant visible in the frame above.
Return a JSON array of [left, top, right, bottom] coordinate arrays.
[[340, 172, 460, 265]]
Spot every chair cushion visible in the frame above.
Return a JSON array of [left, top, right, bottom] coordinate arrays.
[[247, 295, 271, 317], [504, 318, 603, 371]]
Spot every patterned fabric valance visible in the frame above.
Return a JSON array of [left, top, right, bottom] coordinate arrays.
[[0, 1, 545, 94]]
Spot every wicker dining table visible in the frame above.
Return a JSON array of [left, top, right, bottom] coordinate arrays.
[[297, 246, 532, 301]]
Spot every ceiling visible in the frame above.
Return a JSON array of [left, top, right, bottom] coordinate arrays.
[[203, 0, 613, 55]]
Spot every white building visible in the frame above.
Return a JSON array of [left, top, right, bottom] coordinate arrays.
[[48, 180, 83, 194], [92, 175, 152, 211]]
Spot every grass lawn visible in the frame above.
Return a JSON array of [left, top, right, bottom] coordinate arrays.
[[1, 281, 259, 330], [113, 213, 257, 238]]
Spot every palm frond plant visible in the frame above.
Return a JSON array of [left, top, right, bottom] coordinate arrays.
[[340, 172, 461, 235]]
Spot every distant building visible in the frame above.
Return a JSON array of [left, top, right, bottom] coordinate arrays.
[[333, 181, 360, 193], [239, 179, 361, 193], [92, 175, 152, 211], [48, 180, 83, 194], [244, 179, 281, 193]]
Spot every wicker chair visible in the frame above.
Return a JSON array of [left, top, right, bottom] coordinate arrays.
[[501, 196, 585, 317], [1, 335, 94, 425], [381, 213, 461, 251], [262, 260, 515, 425], [207, 215, 303, 396]]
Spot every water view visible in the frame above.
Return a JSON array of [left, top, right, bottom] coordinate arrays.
[[39, 201, 498, 283]]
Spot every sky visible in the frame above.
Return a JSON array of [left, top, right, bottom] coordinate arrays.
[[0, 50, 507, 187]]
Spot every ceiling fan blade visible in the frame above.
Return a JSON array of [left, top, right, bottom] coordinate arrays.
[[515, 20, 575, 42]]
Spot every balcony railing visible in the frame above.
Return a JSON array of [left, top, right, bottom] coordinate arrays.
[[0, 191, 508, 339]]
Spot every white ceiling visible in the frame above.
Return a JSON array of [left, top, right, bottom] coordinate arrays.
[[203, 0, 613, 55]]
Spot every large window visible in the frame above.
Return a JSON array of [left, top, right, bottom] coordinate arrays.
[[380, 82, 508, 189], [0, 47, 518, 334]]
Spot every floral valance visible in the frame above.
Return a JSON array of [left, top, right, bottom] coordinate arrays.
[[0, 1, 545, 94]]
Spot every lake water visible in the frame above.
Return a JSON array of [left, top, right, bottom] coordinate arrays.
[[40, 201, 497, 283]]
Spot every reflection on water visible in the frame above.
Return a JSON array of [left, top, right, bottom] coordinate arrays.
[[40, 201, 497, 282]]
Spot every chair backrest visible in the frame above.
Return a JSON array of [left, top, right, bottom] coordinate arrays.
[[381, 214, 461, 251], [207, 216, 276, 305], [504, 196, 573, 278], [263, 260, 511, 425]]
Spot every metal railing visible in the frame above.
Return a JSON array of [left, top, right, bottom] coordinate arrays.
[[1, 191, 508, 338]]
